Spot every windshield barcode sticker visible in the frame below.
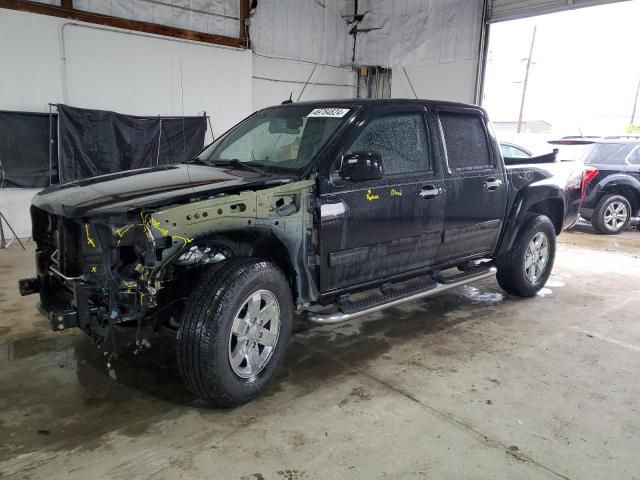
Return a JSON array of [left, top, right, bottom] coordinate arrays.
[[307, 108, 350, 118]]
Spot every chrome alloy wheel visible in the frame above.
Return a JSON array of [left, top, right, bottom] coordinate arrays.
[[524, 232, 549, 283], [228, 290, 281, 379], [603, 201, 628, 231]]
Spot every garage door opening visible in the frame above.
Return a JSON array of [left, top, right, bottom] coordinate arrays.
[[482, 0, 640, 152]]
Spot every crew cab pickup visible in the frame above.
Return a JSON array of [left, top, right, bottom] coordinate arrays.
[[19, 99, 584, 406]]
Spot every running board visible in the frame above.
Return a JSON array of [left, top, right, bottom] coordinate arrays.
[[303, 266, 497, 325]]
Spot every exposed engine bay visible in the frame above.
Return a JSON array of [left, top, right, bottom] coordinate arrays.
[[23, 179, 316, 352]]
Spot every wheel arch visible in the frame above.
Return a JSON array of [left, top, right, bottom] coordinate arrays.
[[497, 188, 564, 255], [600, 183, 640, 214], [182, 229, 314, 308], [526, 197, 564, 235]]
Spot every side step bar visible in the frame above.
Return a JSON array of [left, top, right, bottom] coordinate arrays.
[[302, 266, 497, 325]]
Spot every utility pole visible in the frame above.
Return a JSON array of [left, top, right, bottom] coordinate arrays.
[[631, 77, 640, 125], [517, 25, 537, 134]]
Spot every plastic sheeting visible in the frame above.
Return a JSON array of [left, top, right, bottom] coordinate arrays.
[[354, 0, 483, 67], [73, 0, 240, 39], [250, 0, 352, 65], [0, 111, 56, 188], [57, 105, 206, 183], [250, 0, 483, 68]]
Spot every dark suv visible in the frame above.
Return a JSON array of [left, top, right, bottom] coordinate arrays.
[[558, 138, 640, 234]]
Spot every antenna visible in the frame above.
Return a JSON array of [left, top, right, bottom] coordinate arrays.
[[281, 92, 293, 105]]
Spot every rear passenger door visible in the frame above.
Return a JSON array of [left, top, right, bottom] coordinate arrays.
[[435, 109, 508, 264]]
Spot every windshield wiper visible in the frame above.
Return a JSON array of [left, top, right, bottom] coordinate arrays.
[[210, 159, 267, 174], [182, 157, 209, 165]]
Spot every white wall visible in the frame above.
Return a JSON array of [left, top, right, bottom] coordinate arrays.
[[62, 23, 252, 137], [0, 9, 252, 137], [252, 55, 355, 111], [392, 61, 479, 104], [0, 189, 39, 239], [0, 8, 253, 238]]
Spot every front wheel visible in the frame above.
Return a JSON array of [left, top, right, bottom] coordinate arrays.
[[496, 215, 556, 298], [591, 194, 631, 235], [177, 257, 293, 407]]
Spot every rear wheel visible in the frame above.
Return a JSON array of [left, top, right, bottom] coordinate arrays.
[[591, 194, 631, 235], [177, 257, 293, 407], [496, 215, 556, 297]]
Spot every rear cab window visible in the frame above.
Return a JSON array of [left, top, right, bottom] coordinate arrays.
[[439, 112, 493, 171]]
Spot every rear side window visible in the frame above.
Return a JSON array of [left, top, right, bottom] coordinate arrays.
[[627, 146, 640, 165], [440, 113, 492, 170], [581, 143, 626, 165]]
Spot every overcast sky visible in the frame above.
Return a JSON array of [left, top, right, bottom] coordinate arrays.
[[483, 0, 640, 136]]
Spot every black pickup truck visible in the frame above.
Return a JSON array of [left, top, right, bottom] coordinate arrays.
[[19, 99, 584, 406]]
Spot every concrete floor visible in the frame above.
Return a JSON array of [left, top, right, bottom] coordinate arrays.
[[1, 226, 639, 480]]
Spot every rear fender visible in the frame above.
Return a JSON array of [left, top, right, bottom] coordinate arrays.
[[497, 186, 564, 255], [591, 174, 640, 214]]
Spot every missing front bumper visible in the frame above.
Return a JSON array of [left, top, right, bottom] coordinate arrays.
[[37, 300, 79, 331], [18, 277, 41, 296]]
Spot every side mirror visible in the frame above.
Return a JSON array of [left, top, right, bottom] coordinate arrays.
[[339, 151, 384, 182]]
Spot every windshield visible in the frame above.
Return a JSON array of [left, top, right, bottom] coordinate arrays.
[[193, 106, 353, 174]]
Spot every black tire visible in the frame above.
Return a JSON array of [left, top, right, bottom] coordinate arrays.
[[496, 215, 556, 298], [177, 257, 293, 407], [591, 194, 631, 235]]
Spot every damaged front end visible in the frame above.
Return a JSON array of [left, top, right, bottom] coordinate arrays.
[[19, 179, 317, 344], [20, 206, 191, 340]]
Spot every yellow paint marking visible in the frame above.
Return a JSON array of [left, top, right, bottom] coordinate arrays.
[[151, 218, 170, 236], [173, 234, 194, 245], [366, 189, 380, 201], [115, 224, 134, 238], [85, 224, 96, 248], [90, 266, 97, 273], [390, 188, 403, 197]]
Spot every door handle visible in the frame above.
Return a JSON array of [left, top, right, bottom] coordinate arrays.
[[419, 185, 441, 199], [484, 178, 503, 191]]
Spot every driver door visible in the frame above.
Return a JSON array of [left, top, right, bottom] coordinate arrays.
[[318, 104, 446, 293]]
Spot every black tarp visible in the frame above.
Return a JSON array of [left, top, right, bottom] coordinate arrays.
[[0, 111, 57, 188], [57, 104, 207, 183]]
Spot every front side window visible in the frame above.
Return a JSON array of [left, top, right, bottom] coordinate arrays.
[[440, 113, 492, 170], [345, 112, 430, 175], [194, 106, 352, 174]]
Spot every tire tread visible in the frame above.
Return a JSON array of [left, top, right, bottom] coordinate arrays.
[[177, 257, 291, 407]]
